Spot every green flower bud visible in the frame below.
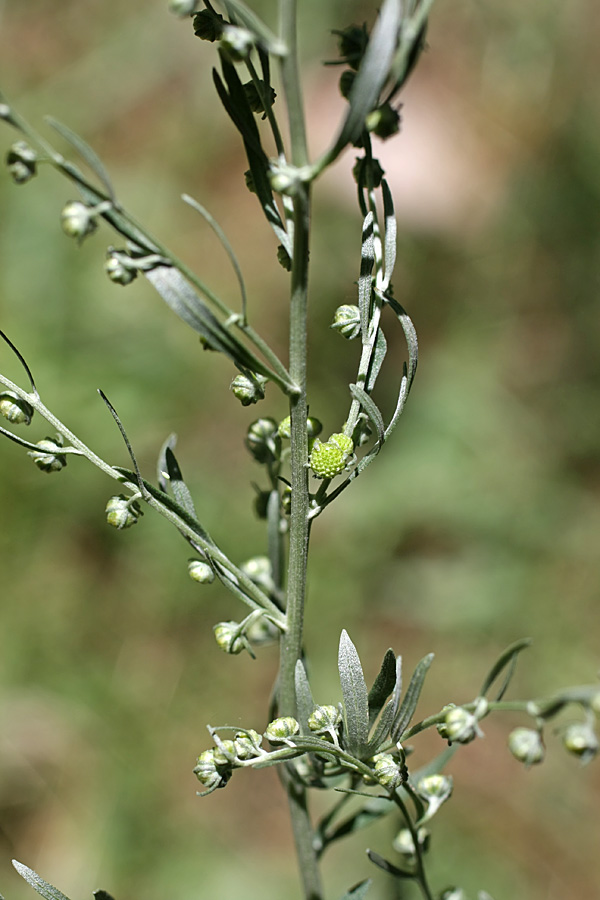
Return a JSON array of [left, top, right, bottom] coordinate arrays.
[[192, 8, 225, 41], [240, 555, 274, 593], [392, 826, 430, 859], [365, 103, 401, 140], [264, 716, 300, 744], [442, 705, 484, 745], [307, 705, 342, 743], [416, 774, 453, 819], [168, 0, 196, 16], [281, 485, 292, 515], [212, 739, 236, 766], [220, 25, 254, 60], [27, 438, 67, 473], [563, 722, 599, 763], [334, 23, 369, 70], [105, 494, 142, 530], [188, 559, 215, 584], [352, 156, 384, 189], [234, 729, 263, 760], [193, 748, 230, 790], [278, 415, 322, 439], [230, 372, 267, 406], [243, 80, 276, 115], [369, 752, 404, 789], [61, 201, 98, 241], [331, 304, 361, 339], [213, 621, 245, 655], [508, 728, 545, 766], [436, 704, 457, 740], [278, 416, 292, 439], [245, 417, 279, 463], [245, 614, 279, 646], [0, 391, 34, 425], [309, 433, 354, 480], [6, 141, 37, 184], [244, 169, 256, 193], [105, 248, 138, 286], [277, 244, 292, 270], [269, 161, 310, 196], [339, 70, 355, 99]]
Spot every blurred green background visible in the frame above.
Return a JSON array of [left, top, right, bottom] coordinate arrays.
[[1, 1, 599, 898]]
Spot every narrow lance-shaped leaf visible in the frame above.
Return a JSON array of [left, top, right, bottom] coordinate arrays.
[[367, 698, 396, 752], [479, 638, 532, 701], [391, 653, 434, 741], [358, 211, 375, 339], [98, 389, 146, 498], [157, 433, 177, 493], [367, 648, 397, 728], [338, 630, 370, 757], [385, 295, 418, 389], [12, 862, 72, 900], [350, 383, 385, 445], [295, 659, 315, 734], [381, 179, 397, 290], [165, 446, 198, 521], [338, 879, 372, 900], [366, 850, 414, 880], [365, 327, 387, 393], [46, 117, 116, 202]]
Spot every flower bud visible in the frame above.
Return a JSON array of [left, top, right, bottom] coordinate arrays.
[[331, 304, 361, 339], [339, 70, 355, 100], [6, 141, 37, 184], [277, 244, 291, 271], [220, 25, 254, 60], [352, 156, 384, 189], [281, 485, 292, 515], [508, 727, 545, 766], [269, 161, 309, 196], [192, 8, 225, 41], [104, 248, 138, 285], [442, 705, 484, 745], [28, 438, 67, 473], [365, 103, 401, 140], [392, 826, 430, 859], [105, 494, 142, 530], [0, 391, 33, 425], [193, 748, 230, 790], [245, 614, 279, 646], [61, 201, 98, 242], [245, 417, 279, 463], [307, 704, 342, 742], [188, 559, 215, 584], [369, 752, 404, 789], [335, 24, 368, 70], [168, 0, 196, 16], [244, 169, 256, 193], [213, 621, 245, 655], [563, 722, 599, 763], [416, 774, 453, 819], [309, 433, 354, 480], [230, 372, 267, 406], [240, 555, 274, 593], [234, 729, 263, 760], [264, 716, 300, 744], [243, 80, 276, 115], [212, 739, 236, 766]]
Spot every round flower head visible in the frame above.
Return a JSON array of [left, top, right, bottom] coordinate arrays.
[[309, 433, 354, 479]]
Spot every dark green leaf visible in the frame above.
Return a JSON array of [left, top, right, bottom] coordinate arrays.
[[358, 212, 375, 338], [479, 638, 532, 701], [366, 849, 415, 879], [12, 862, 72, 900], [322, 796, 392, 851], [93, 892, 116, 900], [295, 659, 315, 735], [157, 433, 177, 493], [46, 117, 116, 202], [350, 383, 384, 445], [367, 698, 396, 752], [98, 389, 145, 497], [367, 648, 396, 728], [391, 653, 434, 741], [165, 447, 198, 520], [365, 327, 387, 393], [338, 630, 370, 757], [0, 329, 37, 394], [338, 879, 372, 900]]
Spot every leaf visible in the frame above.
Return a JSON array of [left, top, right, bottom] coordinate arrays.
[[367, 698, 396, 753], [385, 296, 418, 390], [349, 383, 384, 445], [479, 638, 532, 702], [338, 630, 370, 757], [46, 117, 116, 202], [182, 193, 248, 322], [358, 212, 375, 338], [165, 446, 198, 521], [157, 433, 177, 493], [391, 655, 403, 719], [12, 862, 72, 900], [365, 327, 387, 393], [0, 329, 37, 394], [294, 659, 315, 735], [338, 879, 372, 900], [93, 892, 116, 900], [220, 0, 286, 55], [321, 796, 392, 851], [142, 265, 271, 376], [98, 389, 145, 497], [366, 849, 414, 879], [367, 648, 397, 728], [381, 179, 397, 289], [329, 0, 403, 157], [391, 653, 434, 741]]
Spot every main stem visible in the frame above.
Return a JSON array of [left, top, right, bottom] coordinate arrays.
[[277, 3, 322, 899]]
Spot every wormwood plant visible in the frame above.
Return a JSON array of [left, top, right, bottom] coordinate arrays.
[[0, 2, 598, 899]]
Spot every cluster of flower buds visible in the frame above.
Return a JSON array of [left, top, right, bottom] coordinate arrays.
[[309, 432, 354, 479], [307, 704, 343, 745], [5, 141, 37, 184], [0, 390, 34, 425]]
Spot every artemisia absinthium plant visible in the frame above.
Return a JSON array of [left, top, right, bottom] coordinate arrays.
[[1, 2, 599, 899]]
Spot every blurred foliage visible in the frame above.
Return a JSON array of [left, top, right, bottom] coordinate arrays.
[[1, 1, 600, 899]]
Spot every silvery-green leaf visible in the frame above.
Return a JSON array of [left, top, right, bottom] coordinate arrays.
[[338, 879, 372, 900], [391, 653, 434, 741], [294, 659, 315, 734], [350, 383, 384, 445], [367, 648, 396, 728], [381, 179, 397, 289], [12, 862, 72, 900], [367, 698, 396, 753], [338, 630, 370, 757], [46, 117, 116, 202], [365, 327, 387, 393], [220, 0, 286, 55], [479, 638, 532, 702], [358, 212, 375, 338], [165, 446, 197, 521], [391, 655, 403, 719], [366, 850, 414, 879], [385, 296, 417, 389]]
